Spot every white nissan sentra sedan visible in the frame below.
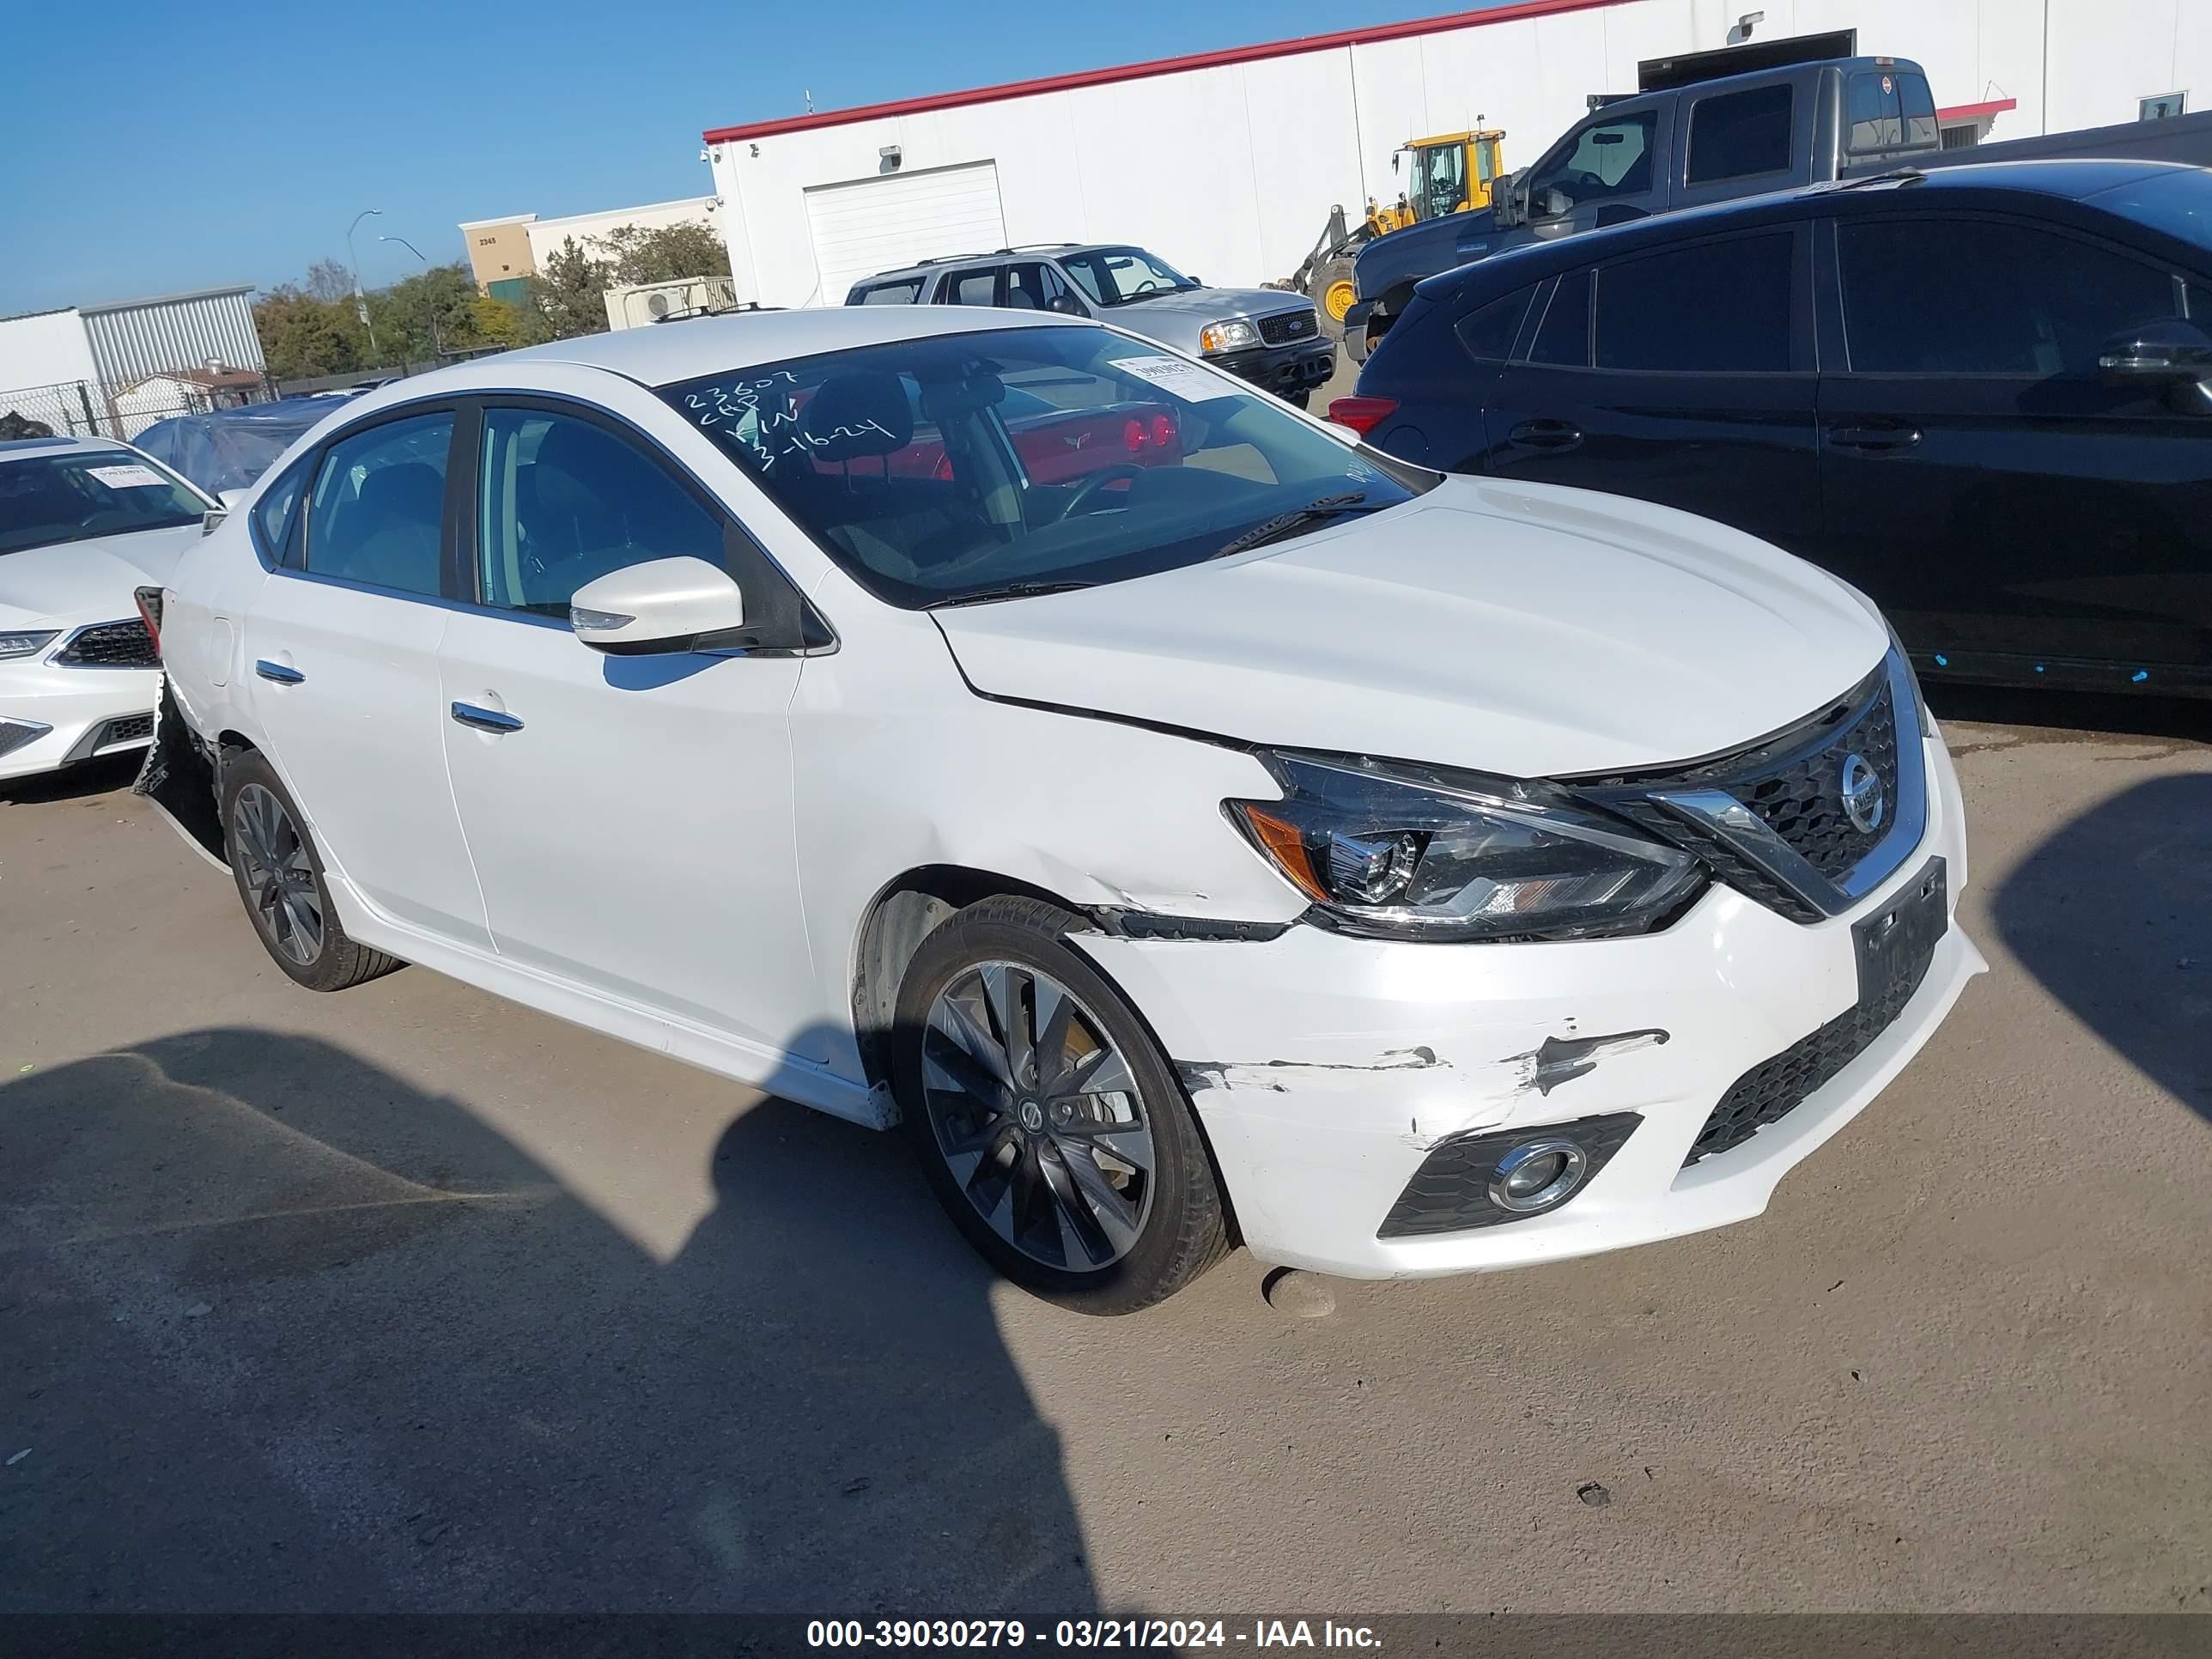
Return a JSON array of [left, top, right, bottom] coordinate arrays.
[[144, 307, 1984, 1313], [1, 435, 219, 781]]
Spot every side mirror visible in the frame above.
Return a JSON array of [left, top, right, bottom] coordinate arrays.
[[2099, 319, 2212, 398], [1045, 292, 1084, 316], [569, 556, 747, 654], [1324, 420, 1363, 446], [218, 487, 249, 509]]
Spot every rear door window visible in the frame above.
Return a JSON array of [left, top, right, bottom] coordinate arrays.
[[1595, 232, 1797, 372], [1838, 216, 2182, 374], [301, 412, 454, 598], [1686, 84, 1795, 184], [1455, 286, 1537, 363], [851, 277, 925, 306], [1528, 271, 1591, 367], [937, 268, 1002, 307]]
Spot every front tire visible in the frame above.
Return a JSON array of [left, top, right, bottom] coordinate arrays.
[[221, 750, 402, 992], [893, 896, 1231, 1315]]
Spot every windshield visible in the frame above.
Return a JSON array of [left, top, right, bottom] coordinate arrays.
[[1057, 247, 1199, 307], [0, 450, 209, 556], [660, 325, 1436, 609]]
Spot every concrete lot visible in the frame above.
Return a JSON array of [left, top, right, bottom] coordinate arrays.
[[2, 689, 2208, 1614]]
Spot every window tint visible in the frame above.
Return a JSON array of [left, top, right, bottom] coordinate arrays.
[[1899, 76, 1938, 147], [1596, 233, 1796, 373], [1455, 286, 1536, 362], [852, 278, 924, 306], [301, 413, 453, 597], [1687, 84, 1794, 184], [476, 410, 724, 617], [1839, 218, 2182, 374], [2191, 282, 2212, 322], [252, 455, 310, 562], [1002, 262, 1077, 313], [1528, 112, 1658, 216], [1846, 70, 1934, 153], [1528, 270, 1591, 367], [940, 268, 1000, 307]]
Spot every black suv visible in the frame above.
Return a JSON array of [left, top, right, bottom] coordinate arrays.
[[1340, 160, 2212, 696]]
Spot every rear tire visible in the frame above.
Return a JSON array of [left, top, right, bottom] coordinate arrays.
[[221, 750, 403, 992], [893, 896, 1231, 1315]]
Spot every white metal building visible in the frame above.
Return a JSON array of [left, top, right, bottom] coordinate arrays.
[[0, 285, 265, 437], [702, 0, 2210, 309]]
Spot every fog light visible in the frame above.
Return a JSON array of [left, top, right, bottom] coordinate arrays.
[[1488, 1138, 1588, 1213]]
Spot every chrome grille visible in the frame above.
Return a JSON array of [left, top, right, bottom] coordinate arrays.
[[1258, 309, 1318, 346], [1577, 653, 1924, 923]]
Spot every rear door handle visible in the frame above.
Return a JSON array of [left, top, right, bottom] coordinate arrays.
[[253, 659, 304, 684], [1509, 418, 1583, 451], [450, 702, 523, 734], [1829, 422, 1923, 453]]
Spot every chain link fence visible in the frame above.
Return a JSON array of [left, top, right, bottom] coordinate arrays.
[[0, 369, 281, 445]]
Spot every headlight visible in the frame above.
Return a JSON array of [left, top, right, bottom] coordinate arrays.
[[0, 629, 59, 661], [1226, 752, 1706, 943], [1198, 319, 1260, 354]]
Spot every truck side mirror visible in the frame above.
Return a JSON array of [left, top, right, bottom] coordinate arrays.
[[2100, 319, 2212, 409]]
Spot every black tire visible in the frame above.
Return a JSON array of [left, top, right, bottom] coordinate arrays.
[[893, 896, 1231, 1315], [1306, 253, 1358, 343], [221, 749, 403, 992], [1283, 391, 1311, 410]]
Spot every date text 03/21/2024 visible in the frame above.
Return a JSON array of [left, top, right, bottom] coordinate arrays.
[[805, 1619, 1383, 1650]]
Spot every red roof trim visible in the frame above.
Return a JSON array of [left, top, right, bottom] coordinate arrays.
[[1936, 96, 2018, 122], [703, 0, 1632, 143]]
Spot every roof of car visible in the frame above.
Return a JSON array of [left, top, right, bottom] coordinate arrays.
[[0, 434, 129, 462], [1416, 158, 2206, 301], [859, 243, 1131, 282], [353, 304, 1091, 402]]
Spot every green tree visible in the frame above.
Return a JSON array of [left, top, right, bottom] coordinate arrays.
[[528, 236, 611, 341], [595, 220, 732, 286], [254, 285, 365, 380]]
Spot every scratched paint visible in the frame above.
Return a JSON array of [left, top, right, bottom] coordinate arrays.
[[1179, 1046, 1443, 1094], [1505, 1028, 1670, 1096]]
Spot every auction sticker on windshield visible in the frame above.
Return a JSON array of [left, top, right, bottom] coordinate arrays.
[[1113, 355, 1235, 402], [86, 464, 169, 489]]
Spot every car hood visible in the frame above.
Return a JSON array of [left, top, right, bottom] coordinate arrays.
[[1102, 285, 1310, 333], [931, 477, 1888, 779], [0, 524, 203, 629]]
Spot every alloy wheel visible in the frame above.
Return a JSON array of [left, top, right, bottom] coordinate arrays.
[[232, 783, 325, 967], [921, 962, 1156, 1270]]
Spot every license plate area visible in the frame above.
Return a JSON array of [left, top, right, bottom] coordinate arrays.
[[1853, 855, 1948, 1003]]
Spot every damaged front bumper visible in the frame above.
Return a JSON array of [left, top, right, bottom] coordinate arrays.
[[1079, 733, 1984, 1279]]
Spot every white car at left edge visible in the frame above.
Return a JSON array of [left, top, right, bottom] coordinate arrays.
[[0, 435, 220, 781]]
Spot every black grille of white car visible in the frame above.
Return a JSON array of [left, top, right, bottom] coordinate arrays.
[[1577, 658, 1916, 926], [1258, 309, 1319, 346], [54, 619, 158, 669]]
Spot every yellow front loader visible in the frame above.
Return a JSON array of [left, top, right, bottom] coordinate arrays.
[[1282, 129, 1506, 337]]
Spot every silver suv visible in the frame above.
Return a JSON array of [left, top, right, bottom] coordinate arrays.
[[848, 243, 1335, 407]]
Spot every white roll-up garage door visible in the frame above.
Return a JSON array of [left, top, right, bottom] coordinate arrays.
[[803, 161, 1006, 306]]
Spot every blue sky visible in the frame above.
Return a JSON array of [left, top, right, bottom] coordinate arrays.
[[0, 0, 1488, 316]]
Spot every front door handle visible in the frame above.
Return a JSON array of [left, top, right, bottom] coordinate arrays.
[[1509, 418, 1583, 451], [1829, 422, 1923, 453], [253, 659, 304, 684], [450, 702, 523, 734]]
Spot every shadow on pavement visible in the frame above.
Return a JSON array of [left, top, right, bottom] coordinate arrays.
[[0, 1028, 1097, 1613], [1991, 774, 2212, 1128], [0, 753, 143, 808]]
